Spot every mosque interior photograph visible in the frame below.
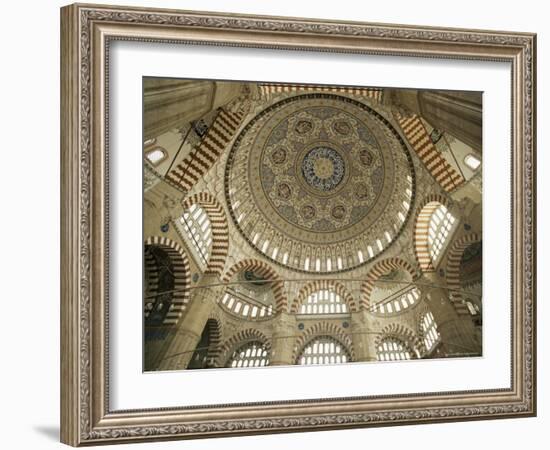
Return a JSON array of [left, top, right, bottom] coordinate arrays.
[[142, 78, 483, 372]]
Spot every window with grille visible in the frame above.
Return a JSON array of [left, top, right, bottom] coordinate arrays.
[[421, 311, 441, 352], [298, 336, 350, 365], [466, 300, 481, 316], [180, 204, 212, 265], [371, 287, 420, 314], [299, 289, 348, 314], [464, 153, 481, 170], [220, 291, 274, 319], [376, 338, 412, 361], [227, 342, 269, 368], [145, 147, 167, 166], [428, 204, 456, 262]]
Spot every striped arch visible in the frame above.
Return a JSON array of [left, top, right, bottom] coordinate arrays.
[[217, 328, 271, 367], [290, 280, 358, 313], [395, 112, 465, 192], [360, 257, 419, 310], [222, 259, 287, 313], [165, 108, 244, 192], [203, 317, 222, 368], [414, 194, 452, 272], [144, 236, 191, 325], [258, 83, 383, 101], [293, 322, 355, 363], [415, 305, 440, 354], [375, 323, 424, 358], [181, 192, 229, 276], [446, 233, 482, 316]]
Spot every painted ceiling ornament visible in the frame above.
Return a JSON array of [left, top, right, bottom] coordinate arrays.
[[301, 205, 316, 220], [295, 120, 313, 135], [331, 205, 346, 220], [301, 146, 345, 192], [276, 183, 292, 199], [359, 148, 375, 166], [225, 93, 416, 273], [333, 120, 352, 135], [270, 147, 287, 165], [354, 182, 369, 200]]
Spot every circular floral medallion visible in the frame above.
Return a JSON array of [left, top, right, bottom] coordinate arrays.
[[276, 183, 292, 199], [331, 205, 346, 220], [359, 148, 374, 166], [301, 205, 316, 219], [225, 94, 415, 273], [333, 120, 352, 135], [301, 146, 345, 192], [270, 147, 287, 165], [295, 120, 313, 135]]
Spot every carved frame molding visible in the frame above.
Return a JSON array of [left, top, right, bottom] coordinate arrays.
[[60, 3, 536, 446]]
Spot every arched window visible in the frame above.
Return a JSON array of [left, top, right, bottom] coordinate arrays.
[[298, 336, 350, 365], [145, 147, 168, 166], [180, 204, 212, 265], [466, 300, 481, 316], [227, 341, 270, 368], [370, 287, 420, 314], [220, 267, 277, 320], [464, 154, 481, 171], [299, 289, 348, 315], [428, 204, 456, 262], [420, 312, 441, 352], [220, 292, 274, 319], [377, 338, 412, 361]]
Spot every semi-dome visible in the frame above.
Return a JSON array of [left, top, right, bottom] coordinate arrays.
[[225, 94, 415, 273]]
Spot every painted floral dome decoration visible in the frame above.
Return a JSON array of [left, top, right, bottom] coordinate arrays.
[[225, 94, 415, 273]]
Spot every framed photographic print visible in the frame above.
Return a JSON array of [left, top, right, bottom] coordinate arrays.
[[60, 3, 537, 446]]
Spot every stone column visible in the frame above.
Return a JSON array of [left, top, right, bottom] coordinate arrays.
[[143, 79, 244, 140], [270, 312, 297, 366], [351, 310, 378, 362], [158, 274, 224, 370], [421, 273, 481, 357]]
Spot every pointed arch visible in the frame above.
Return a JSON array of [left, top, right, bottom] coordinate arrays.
[[360, 257, 419, 310], [144, 236, 191, 325], [446, 233, 482, 316], [291, 280, 358, 313], [374, 323, 423, 358], [375, 336, 415, 361], [222, 259, 287, 313], [413, 194, 452, 272], [217, 328, 271, 367], [293, 322, 354, 363], [181, 192, 229, 276]]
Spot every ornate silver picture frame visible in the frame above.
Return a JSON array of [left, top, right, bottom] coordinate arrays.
[[60, 3, 536, 446]]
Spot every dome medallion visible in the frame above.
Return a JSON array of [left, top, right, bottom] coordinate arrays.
[[301, 146, 346, 192], [225, 94, 415, 273]]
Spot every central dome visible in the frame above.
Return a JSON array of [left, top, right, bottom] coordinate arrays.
[[225, 94, 415, 273]]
